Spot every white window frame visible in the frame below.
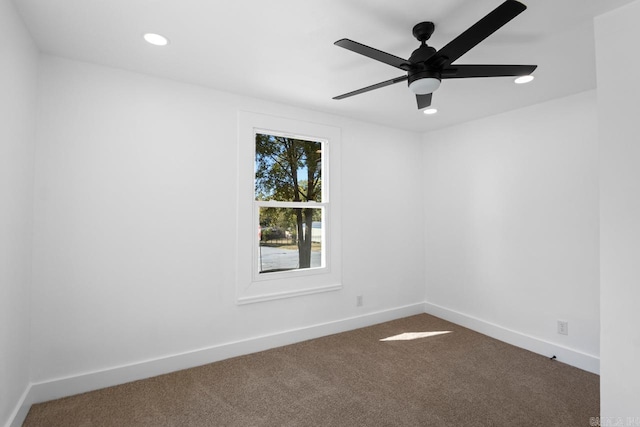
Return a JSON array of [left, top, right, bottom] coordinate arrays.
[[236, 111, 342, 304]]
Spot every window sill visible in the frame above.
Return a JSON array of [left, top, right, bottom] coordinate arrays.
[[236, 283, 343, 305]]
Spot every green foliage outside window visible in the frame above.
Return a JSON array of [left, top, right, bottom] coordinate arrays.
[[255, 134, 323, 271]]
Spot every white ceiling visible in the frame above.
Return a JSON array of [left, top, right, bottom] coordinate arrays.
[[13, 0, 634, 132]]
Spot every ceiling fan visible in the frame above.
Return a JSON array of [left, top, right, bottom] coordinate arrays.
[[333, 0, 537, 110]]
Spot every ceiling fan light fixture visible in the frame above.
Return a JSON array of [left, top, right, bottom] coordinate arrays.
[[514, 75, 534, 84], [423, 108, 438, 115], [409, 77, 441, 95]]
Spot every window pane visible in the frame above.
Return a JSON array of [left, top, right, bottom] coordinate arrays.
[[255, 133, 322, 202], [258, 207, 323, 274]]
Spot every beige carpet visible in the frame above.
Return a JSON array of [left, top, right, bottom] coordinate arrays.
[[23, 314, 599, 426]]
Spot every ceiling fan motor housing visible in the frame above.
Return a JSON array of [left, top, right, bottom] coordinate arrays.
[[408, 69, 441, 85], [408, 25, 443, 95]]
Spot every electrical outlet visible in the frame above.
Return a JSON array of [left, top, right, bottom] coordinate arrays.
[[356, 295, 363, 307], [557, 320, 568, 335]]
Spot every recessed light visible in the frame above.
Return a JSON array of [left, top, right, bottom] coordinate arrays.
[[514, 75, 534, 84], [143, 33, 169, 46], [423, 108, 438, 115]]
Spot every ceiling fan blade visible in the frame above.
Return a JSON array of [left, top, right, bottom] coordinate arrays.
[[416, 93, 433, 109], [333, 75, 408, 100], [428, 0, 527, 67], [441, 64, 537, 79], [335, 39, 412, 71]]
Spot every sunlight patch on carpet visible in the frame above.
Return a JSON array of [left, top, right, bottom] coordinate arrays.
[[380, 331, 452, 341]]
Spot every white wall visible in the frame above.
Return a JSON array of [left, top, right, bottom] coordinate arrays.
[[596, 0, 640, 418], [0, 0, 38, 425], [30, 55, 425, 384], [421, 91, 600, 370]]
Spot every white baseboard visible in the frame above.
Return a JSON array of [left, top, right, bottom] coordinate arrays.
[[423, 301, 600, 375], [5, 386, 31, 427], [9, 303, 424, 427]]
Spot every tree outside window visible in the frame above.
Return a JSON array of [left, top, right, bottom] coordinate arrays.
[[254, 133, 325, 273]]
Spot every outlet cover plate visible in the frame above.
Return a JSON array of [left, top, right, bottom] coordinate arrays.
[[557, 320, 568, 335]]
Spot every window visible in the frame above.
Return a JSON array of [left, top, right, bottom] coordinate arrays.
[[237, 112, 342, 304], [255, 133, 325, 274]]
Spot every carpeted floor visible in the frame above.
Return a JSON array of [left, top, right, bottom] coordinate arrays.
[[23, 314, 599, 426]]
